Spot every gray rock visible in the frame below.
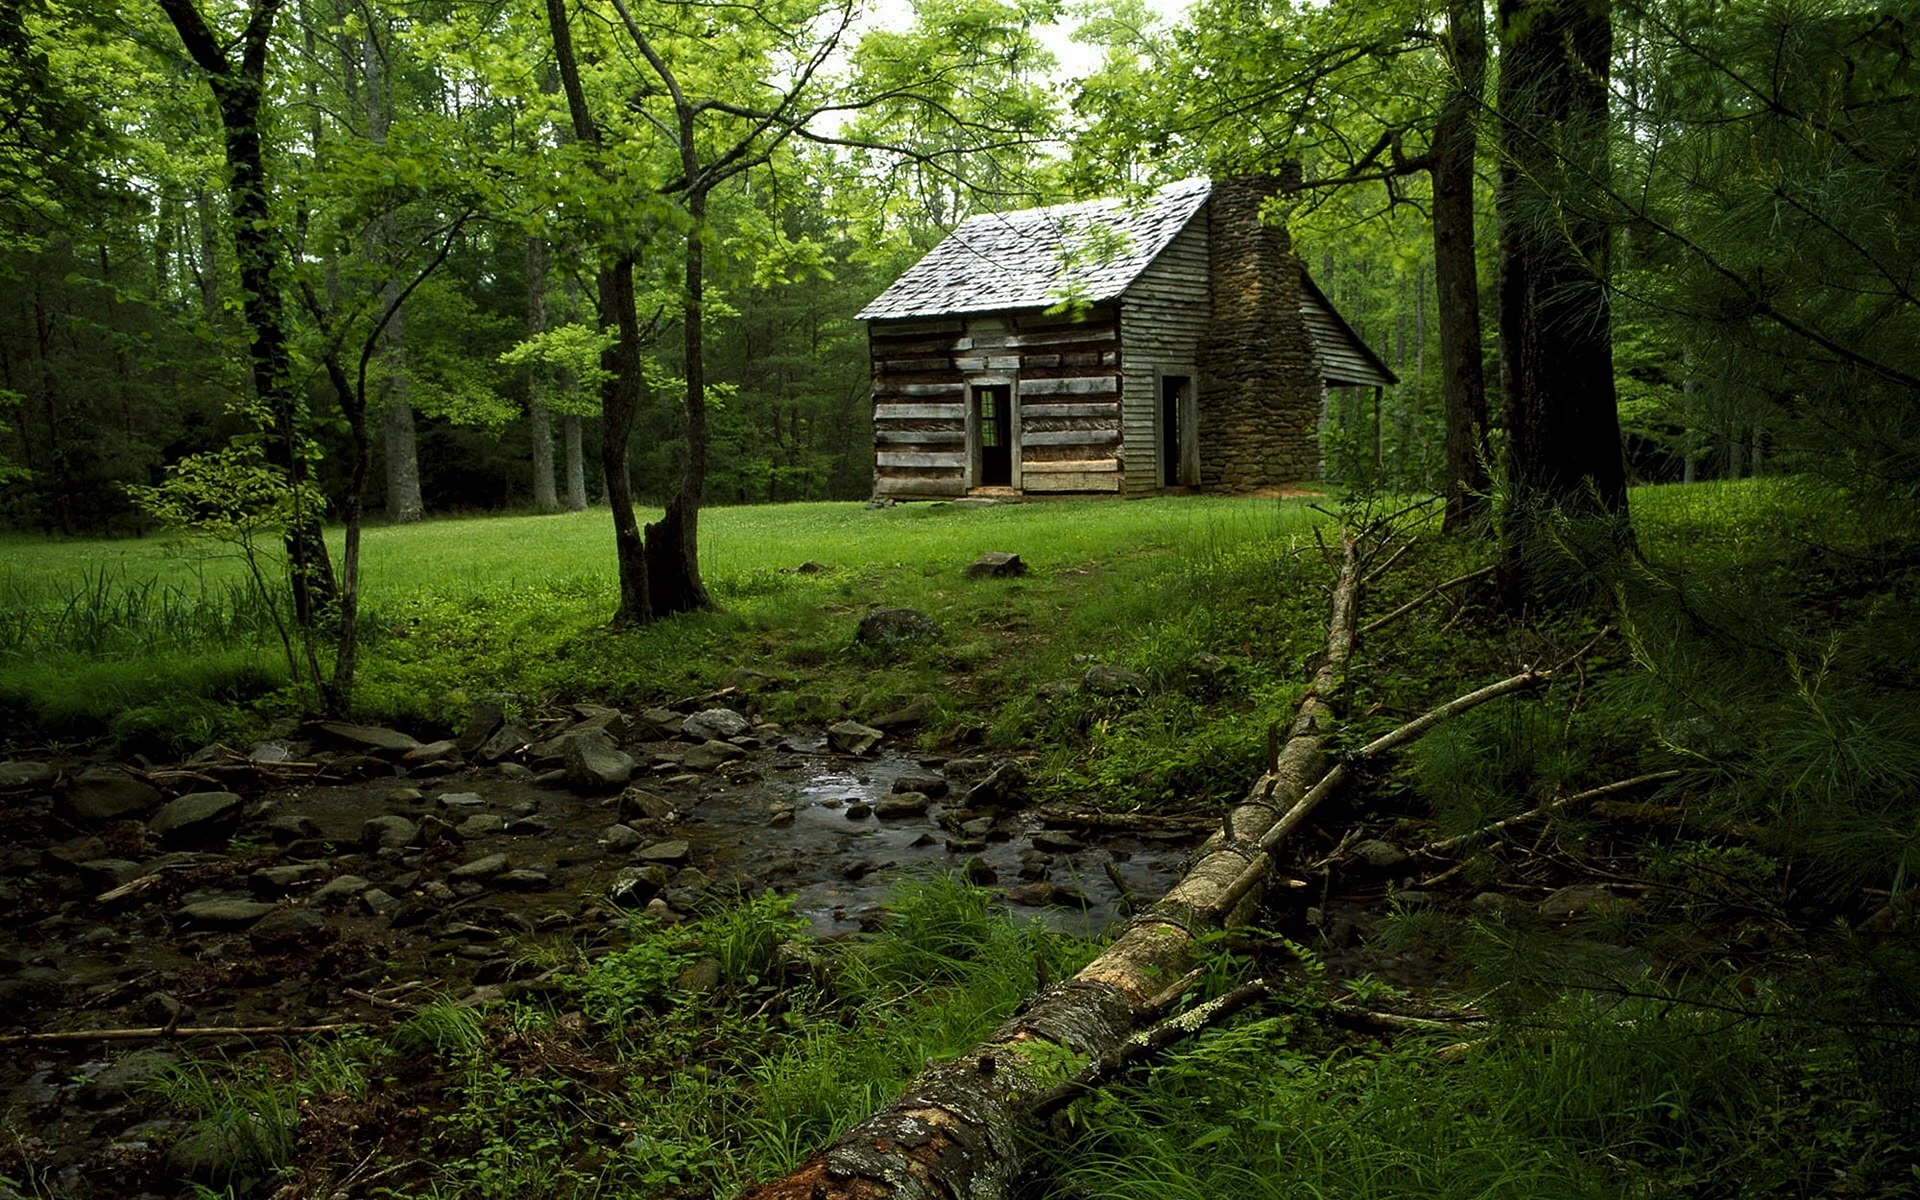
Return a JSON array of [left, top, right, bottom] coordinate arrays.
[[1186, 652, 1230, 686], [964, 551, 1028, 579], [635, 707, 683, 737], [827, 720, 885, 756], [869, 696, 935, 729], [247, 906, 324, 948], [635, 840, 691, 865], [943, 756, 997, 780], [845, 802, 872, 820], [601, 824, 646, 852], [682, 740, 747, 772], [677, 957, 723, 992], [476, 720, 536, 763], [312, 875, 371, 905], [150, 792, 243, 847], [1082, 664, 1149, 696], [248, 741, 294, 763], [1353, 839, 1412, 871], [62, 767, 160, 822], [724, 667, 779, 691], [1031, 830, 1084, 853], [44, 834, 106, 867], [854, 607, 943, 652], [251, 864, 324, 894], [1471, 891, 1524, 915], [962, 856, 997, 884], [893, 773, 949, 798], [0, 761, 56, 790], [563, 730, 635, 791], [619, 788, 677, 821], [449, 853, 510, 882], [875, 792, 930, 819], [360, 815, 418, 851], [768, 803, 796, 827], [437, 792, 486, 810], [494, 868, 555, 891], [608, 865, 670, 906], [457, 813, 506, 838], [402, 739, 461, 766], [177, 900, 278, 929], [265, 814, 323, 845], [1538, 883, 1634, 920], [359, 888, 401, 915], [314, 722, 420, 755], [455, 699, 506, 754], [77, 858, 145, 888], [90, 1050, 179, 1101], [682, 708, 751, 741], [964, 762, 1027, 808]]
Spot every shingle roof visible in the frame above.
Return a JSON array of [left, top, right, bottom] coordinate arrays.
[[856, 178, 1213, 321]]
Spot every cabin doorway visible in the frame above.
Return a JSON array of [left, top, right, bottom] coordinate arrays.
[[974, 384, 1012, 486], [1162, 374, 1195, 487]]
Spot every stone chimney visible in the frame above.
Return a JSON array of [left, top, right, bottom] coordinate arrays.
[[1197, 170, 1323, 490]]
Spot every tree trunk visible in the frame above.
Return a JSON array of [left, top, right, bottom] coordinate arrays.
[[743, 539, 1365, 1200], [527, 237, 560, 512], [1495, 0, 1627, 608], [362, 19, 423, 526], [642, 184, 713, 617], [31, 275, 71, 536], [158, 0, 336, 626], [547, 0, 653, 622], [563, 412, 588, 510], [1435, 0, 1491, 532]]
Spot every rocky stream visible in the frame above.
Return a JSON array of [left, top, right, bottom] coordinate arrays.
[[0, 693, 1214, 1194]]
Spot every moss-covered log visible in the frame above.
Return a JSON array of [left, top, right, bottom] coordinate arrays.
[[738, 534, 1366, 1200]]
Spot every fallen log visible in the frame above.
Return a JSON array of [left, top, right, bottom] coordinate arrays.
[[739, 532, 1369, 1200], [740, 535, 1591, 1200]]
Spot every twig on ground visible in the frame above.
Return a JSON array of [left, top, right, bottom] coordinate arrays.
[[0, 1022, 363, 1045], [1360, 565, 1496, 636], [1419, 770, 1687, 857]]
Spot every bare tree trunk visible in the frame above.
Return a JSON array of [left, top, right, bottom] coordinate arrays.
[[362, 19, 423, 525], [742, 537, 1367, 1200], [31, 276, 71, 536], [546, 0, 650, 622], [563, 412, 588, 510], [527, 237, 560, 512], [1496, 0, 1627, 609], [642, 184, 713, 617], [1436, 0, 1491, 532], [159, 0, 337, 626]]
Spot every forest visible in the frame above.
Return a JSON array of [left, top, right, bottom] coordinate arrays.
[[3, 0, 1919, 1197]]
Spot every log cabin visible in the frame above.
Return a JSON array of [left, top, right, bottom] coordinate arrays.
[[856, 174, 1397, 499]]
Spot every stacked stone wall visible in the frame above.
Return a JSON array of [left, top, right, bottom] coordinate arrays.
[[1197, 172, 1324, 490]]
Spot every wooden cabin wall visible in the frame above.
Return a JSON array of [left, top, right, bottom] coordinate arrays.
[[1118, 215, 1211, 494], [870, 308, 1122, 498], [1009, 309, 1122, 493]]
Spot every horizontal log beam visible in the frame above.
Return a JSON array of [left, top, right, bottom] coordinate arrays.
[[1022, 429, 1120, 446], [878, 451, 965, 468], [1022, 458, 1119, 473], [1022, 403, 1119, 419], [874, 429, 965, 445], [1020, 376, 1118, 397], [875, 403, 964, 421]]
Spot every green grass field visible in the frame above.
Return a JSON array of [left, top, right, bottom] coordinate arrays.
[[0, 480, 1805, 758]]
